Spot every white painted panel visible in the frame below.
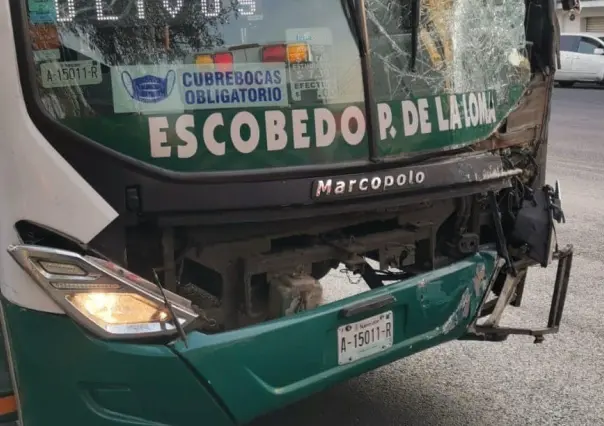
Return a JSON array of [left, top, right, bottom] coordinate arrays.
[[0, 3, 118, 313]]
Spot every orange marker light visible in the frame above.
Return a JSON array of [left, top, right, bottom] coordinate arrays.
[[195, 54, 214, 69], [262, 43, 310, 63], [287, 43, 309, 63], [0, 395, 17, 416]]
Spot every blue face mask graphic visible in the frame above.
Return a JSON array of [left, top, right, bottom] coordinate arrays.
[[122, 70, 176, 103]]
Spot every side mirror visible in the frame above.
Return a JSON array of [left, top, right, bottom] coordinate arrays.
[[594, 48, 604, 55]]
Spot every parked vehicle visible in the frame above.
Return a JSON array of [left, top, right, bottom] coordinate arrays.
[[556, 32, 604, 87], [0, 0, 571, 425]]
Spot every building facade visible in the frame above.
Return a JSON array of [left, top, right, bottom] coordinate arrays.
[[557, 0, 604, 33]]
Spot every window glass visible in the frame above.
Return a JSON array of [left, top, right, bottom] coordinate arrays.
[[23, 0, 533, 171], [560, 35, 578, 52], [29, 1, 364, 116], [578, 37, 601, 54], [25, 0, 369, 171]]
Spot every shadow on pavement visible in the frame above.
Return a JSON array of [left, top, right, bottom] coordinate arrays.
[[248, 369, 472, 426]]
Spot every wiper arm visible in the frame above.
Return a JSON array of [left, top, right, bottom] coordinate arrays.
[[410, 0, 421, 71], [152, 268, 188, 347], [341, 0, 367, 54]]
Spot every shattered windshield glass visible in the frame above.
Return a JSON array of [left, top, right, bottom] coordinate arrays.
[[366, 0, 530, 100], [24, 0, 530, 172], [365, 0, 530, 154]]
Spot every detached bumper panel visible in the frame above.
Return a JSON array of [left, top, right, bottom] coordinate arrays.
[[172, 251, 499, 424]]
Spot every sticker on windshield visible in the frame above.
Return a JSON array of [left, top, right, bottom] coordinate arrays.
[[111, 65, 183, 114], [33, 49, 60, 62], [28, 0, 57, 24], [286, 28, 338, 102], [30, 24, 60, 51], [111, 63, 288, 114], [39, 60, 103, 89]]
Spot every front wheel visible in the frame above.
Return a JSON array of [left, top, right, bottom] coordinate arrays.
[[558, 81, 575, 88]]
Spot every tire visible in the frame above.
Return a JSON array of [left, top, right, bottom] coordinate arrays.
[[558, 81, 575, 88]]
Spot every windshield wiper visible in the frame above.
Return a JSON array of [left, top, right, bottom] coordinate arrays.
[[410, 0, 421, 71], [341, 0, 367, 53]]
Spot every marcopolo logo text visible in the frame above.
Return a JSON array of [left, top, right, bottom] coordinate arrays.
[[312, 169, 426, 199]]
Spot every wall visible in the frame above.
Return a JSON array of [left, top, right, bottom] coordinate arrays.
[[556, 3, 604, 33]]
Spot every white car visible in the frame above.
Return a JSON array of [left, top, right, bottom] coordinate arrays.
[[556, 32, 604, 87]]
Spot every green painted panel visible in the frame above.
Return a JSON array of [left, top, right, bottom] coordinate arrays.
[[1, 302, 234, 426], [61, 105, 370, 172], [61, 87, 522, 172], [376, 90, 505, 155], [173, 251, 498, 424], [0, 324, 16, 424], [0, 329, 13, 397]]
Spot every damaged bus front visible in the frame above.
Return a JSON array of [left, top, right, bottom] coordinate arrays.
[[0, 0, 571, 424]]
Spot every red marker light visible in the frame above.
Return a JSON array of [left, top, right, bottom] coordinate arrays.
[[214, 52, 233, 72], [262, 44, 287, 63]]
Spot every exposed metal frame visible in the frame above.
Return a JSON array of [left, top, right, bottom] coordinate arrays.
[[463, 244, 574, 344]]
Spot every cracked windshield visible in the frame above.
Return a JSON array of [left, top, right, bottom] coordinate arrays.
[[28, 0, 530, 171]]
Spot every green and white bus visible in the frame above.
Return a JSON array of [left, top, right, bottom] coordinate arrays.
[[0, 0, 572, 424]]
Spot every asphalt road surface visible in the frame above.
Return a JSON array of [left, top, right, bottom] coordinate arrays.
[[252, 86, 604, 426]]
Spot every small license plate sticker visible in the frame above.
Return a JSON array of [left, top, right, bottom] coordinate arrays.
[[33, 49, 60, 62], [337, 310, 394, 366], [39, 60, 103, 89]]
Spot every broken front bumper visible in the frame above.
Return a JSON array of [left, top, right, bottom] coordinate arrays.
[[1, 247, 573, 426]]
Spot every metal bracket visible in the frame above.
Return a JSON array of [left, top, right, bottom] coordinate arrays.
[[488, 191, 517, 276], [463, 244, 573, 344]]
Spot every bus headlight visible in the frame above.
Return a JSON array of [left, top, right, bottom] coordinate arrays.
[[66, 293, 172, 334], [7, 244, 197, 340]]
